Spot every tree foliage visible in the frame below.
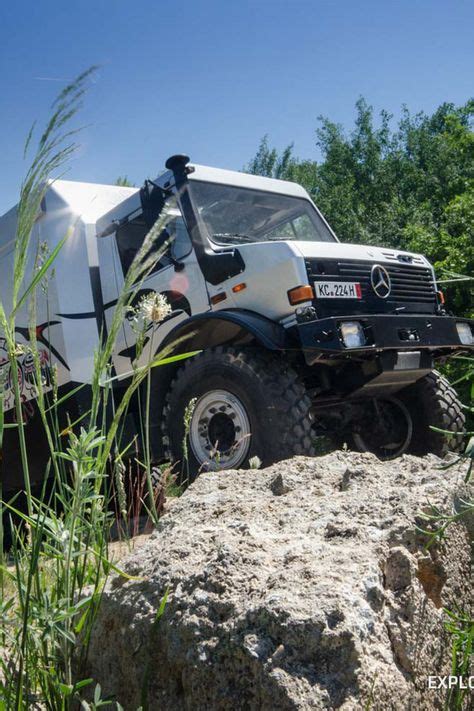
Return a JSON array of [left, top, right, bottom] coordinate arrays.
[[115, 175, 135, 187]]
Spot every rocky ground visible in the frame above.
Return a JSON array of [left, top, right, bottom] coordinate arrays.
[[84, 452, 473, 710]]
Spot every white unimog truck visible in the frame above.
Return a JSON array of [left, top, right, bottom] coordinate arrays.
[[1, 154, 473, 482]]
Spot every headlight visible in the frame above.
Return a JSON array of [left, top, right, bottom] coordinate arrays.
[[456, 322, 474, 345], [340, 321, 366, 348]]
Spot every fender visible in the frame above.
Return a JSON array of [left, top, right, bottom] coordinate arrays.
[[160, 308, 290, 354], [147, 309, 292, 462]]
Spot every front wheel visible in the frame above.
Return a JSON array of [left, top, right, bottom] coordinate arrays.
[[162, 347, 315, 480]]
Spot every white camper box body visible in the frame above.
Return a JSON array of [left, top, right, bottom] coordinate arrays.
[[0, 180, 136, 411], [0, 174, 212, 413]]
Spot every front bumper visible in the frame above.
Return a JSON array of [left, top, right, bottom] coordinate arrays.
[[297, 314, 474, 363]]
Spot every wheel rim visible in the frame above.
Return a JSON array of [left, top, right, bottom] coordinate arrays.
[[352, 397, 413, 460], [189, 389, 252, 470]]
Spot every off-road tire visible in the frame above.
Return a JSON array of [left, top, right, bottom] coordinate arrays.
[[402, 370, 465, 456], [162, 346, 315, 480]]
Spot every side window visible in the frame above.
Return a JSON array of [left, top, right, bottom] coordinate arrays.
[[115, 213, 191, 276], [171, 218, 192, 260], [116, 220, 152, 275]]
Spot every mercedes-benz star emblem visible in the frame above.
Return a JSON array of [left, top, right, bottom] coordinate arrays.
[[370, 264, 391, 299]]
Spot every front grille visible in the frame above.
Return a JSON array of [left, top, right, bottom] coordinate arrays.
[[338, 261, 436, 304], [305, 258, 438, 316]]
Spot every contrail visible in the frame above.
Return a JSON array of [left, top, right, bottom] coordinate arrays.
[[34, 76, 64, 82]]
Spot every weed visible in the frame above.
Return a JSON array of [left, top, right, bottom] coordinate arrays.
[[0, 68, 183, 709]]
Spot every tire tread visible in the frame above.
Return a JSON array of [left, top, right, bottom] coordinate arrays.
[[161, 347, 315, 468]]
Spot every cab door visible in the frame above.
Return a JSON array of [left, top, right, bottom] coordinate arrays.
[[98, 207, 210, 378]]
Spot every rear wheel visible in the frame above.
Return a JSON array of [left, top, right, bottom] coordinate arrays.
[[162, 347, 315, 480], [350, 397, 413, 460], [401, 371, 465, 456]]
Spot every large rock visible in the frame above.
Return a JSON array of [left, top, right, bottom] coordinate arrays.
[[85, 453, 472, 709]]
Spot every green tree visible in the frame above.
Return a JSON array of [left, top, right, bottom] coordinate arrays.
[[405, 188, 474, 314], [115, 175, 135, 187]]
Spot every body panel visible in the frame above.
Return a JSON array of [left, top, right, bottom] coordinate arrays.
[[0, 180, 136, 410]]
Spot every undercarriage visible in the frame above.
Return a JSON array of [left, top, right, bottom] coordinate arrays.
[[311, 396, 414, 459], [308, 368, 465, 460]]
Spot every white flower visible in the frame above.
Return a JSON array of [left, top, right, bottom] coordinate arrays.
[[137, 292, 172, 323], [13, 343, 29, 357]]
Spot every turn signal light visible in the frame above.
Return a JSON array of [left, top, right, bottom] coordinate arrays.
[[210, 292, 227, 305], [288, 285, 314, 305], [232, 282, 247, 293], [437, 290, 445, 305]]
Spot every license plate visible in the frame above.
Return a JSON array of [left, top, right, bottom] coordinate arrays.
[[314, 281, 362, 299]]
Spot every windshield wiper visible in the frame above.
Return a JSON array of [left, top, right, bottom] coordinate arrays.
[[212, 233, 255, 244]]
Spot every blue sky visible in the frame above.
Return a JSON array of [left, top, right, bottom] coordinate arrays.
[[0, 0, 473, 214]]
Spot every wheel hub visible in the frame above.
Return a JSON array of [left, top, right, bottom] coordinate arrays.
[[189, 389, 251, 470]]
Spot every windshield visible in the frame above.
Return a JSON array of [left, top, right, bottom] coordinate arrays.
[[189, 181, 336, 245]]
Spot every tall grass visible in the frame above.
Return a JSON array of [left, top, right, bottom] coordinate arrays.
[[0, 68, 189, 709]]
